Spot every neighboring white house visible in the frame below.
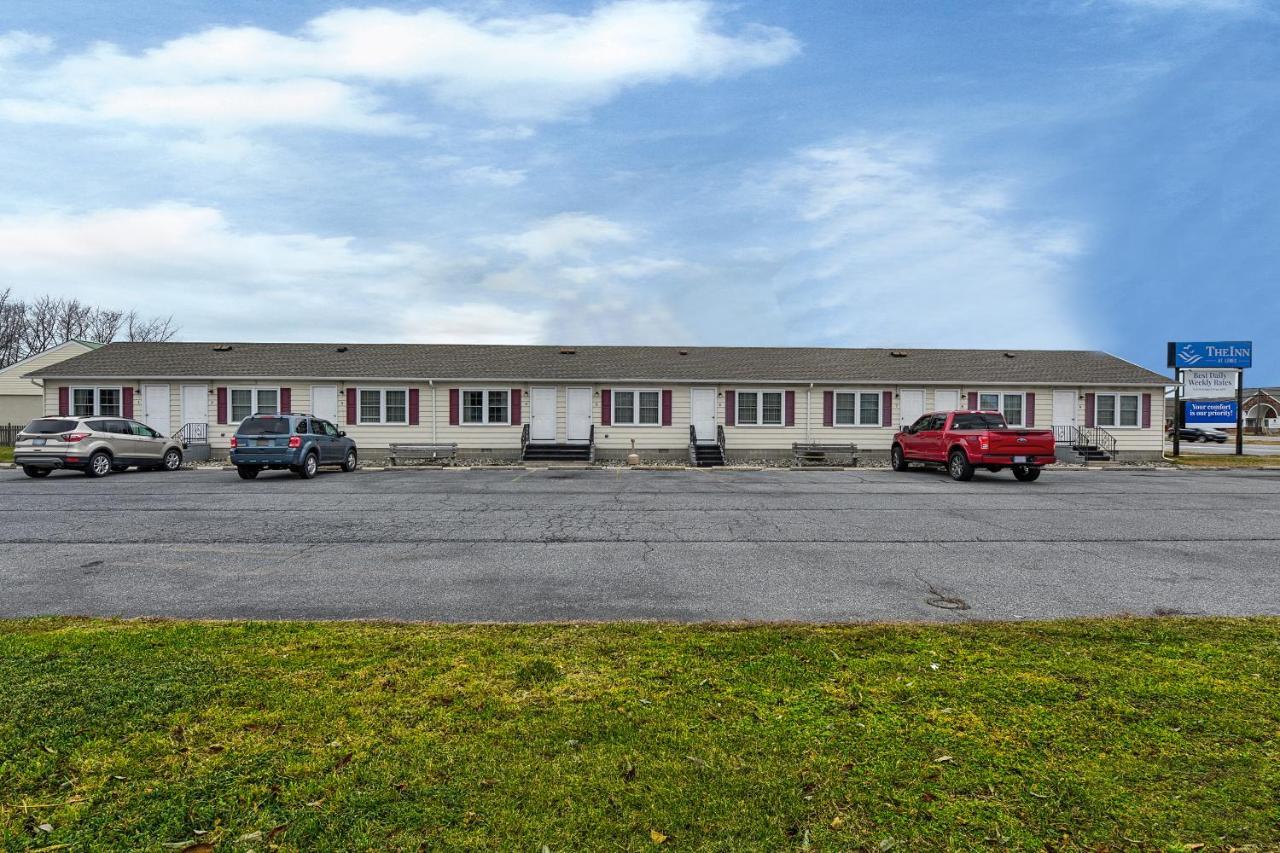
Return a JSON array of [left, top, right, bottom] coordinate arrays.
[[0, 340, 101, 426]]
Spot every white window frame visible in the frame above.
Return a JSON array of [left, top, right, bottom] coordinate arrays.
[[734, 388, 785, 427], [70, 386, 123, 418], [1095, 391, 1141, 429], [357, 387, 410, 426], [229, 387, 280, 422], [833, 389, 884, 427], [611, 388, 662, 427], [460, 388, 511, 426], [976, 390, 1025, 427]]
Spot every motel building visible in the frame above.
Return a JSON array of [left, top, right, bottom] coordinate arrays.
[[26, 342, 1170, 464]]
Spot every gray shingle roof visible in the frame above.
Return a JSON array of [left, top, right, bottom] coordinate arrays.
[[28, 342, 1171, 386]]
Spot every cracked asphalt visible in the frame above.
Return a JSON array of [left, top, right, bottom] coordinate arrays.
[[2, 465, 1279, 622]]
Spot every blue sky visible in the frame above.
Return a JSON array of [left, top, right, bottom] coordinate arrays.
[[0, 0, 1275, 379]]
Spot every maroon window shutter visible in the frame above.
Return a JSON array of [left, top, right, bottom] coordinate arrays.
[[1085, 393, 1095, 427], [1142, 393, 1152, 429], [216, 387, 228, 424], [784, 390, 795, 426], [346, 388, 357, 425], [279, 387, 291, 414], [58, 386, 69, 416], [661, 389, 673, 426], [121, 387, 133, 419], [968, 391, 978, 410], [510, 388, 522, 425], [448, 389, 459, 425], [882, 391, 893, 427], [409, 388, 420, 426], [1025, 392, 1035, 427], [822, 391, 833, 427], [601, 389, 612, 426], [724, 390, 735, 426]]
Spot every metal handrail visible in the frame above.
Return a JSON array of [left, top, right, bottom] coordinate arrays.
[[688, 424, 697, 466], [717, 424, 726, 457], [588, 423, 596, 463], [520, 423, 530, 457], [1077, 425, 1118, 456], [176, 422, 209, 446], [1052, 425, 1078, 447]]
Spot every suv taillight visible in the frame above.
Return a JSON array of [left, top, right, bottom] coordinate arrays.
[[62, 432, 90, 443], [288, 435, 302, 448], [229, 436, 238, 448]]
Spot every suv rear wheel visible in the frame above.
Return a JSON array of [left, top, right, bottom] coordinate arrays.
[[297, 452, 318, 479], [23, 466, 51, 478], [85, 451, 113, 478], [342, 449, 357, 473], [947, 450, 974, 482], [237, 466, 259, 480]]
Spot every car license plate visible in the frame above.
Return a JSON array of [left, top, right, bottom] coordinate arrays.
[[256, 439, 270, 446], [33, 438, 45, 446], [1013, 455, 1028, 463]]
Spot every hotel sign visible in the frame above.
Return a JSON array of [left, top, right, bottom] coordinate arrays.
[[1182, 368, 1238, 399], [1167, 341, 1253, 369]]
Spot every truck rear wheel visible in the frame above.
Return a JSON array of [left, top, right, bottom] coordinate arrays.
[[948, 450, 974, 482], [1012, 465, 1041, 482]]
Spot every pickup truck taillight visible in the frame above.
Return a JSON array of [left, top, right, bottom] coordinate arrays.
[[61, 432, 90, 443], [288, 435, 302, 448], [229, 436, 238, 448], [979, 437, 989, 451]]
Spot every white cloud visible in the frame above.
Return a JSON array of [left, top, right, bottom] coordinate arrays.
[[487, 213, 635, 261], [0, 2, 797, 133], [397, 303, 550, 344], [762, 138, 1087, 349], [0, 31, 52, 62]]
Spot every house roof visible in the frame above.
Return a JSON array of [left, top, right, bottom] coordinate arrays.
[[0, 339, 102, 377], [27, 341, 1172, 386]]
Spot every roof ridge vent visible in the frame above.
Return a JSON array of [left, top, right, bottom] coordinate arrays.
[[1003, 352, 1017, 358], [889, 350, 908, 358], [212, 344, 233, 352], [559, 347, 576, 355], [678, 349, 689, 355], [336, 346, 349, 353]]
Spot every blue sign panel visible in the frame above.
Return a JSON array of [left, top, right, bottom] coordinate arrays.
[[1185, 400, 1238, 425], [1169, 341, 1253, 369]]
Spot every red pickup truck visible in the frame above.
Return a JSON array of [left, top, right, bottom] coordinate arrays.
[[891, 411, 1056, 481]]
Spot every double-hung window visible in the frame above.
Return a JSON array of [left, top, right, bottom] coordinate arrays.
[[978, 392, 1024, 427], [612, 389, 660, 426], [230, 388, 279, 422], [71, 387, 122, 417], [358, 388, 409, 425], [461, 389, 510, 425], [834, 391, 882, 426], [736, 390, 784, 426], [1095, 392, 1140, 428]]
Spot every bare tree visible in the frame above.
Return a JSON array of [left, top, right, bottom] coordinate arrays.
[[0, 291, 180, 368]]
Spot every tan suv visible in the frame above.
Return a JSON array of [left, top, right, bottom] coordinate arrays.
[[14, 417, 185, 479]]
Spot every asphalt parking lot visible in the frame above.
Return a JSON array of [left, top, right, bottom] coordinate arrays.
[[2, 465, 1279, 622]]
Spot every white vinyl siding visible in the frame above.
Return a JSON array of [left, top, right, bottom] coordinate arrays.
[[71, 386, 122, 417], [461, 389, 510, 425], [230, 387, 278, 421], [358, 388, 409, 425], [612, 389, 660, 426], [834, 390, 882, 426], [736, 390, 783, 426]]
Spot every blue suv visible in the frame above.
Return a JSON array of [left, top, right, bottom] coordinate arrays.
[[230, 413, 358, 479]]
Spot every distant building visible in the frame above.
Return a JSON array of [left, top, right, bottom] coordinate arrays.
[[1243, 388, 1280, 434], [0, 340, 102, 426]]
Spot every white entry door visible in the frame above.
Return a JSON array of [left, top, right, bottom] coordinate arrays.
[[142, 384, 171, 435], [1053, 390, 1078, 428], [180, 385, 208, 432], [934, 389, 960, 412], [899, 389, 924, 428], [530, 387, 557, 442], [311, 385, 338, 422], [690, 388, 716, 442], [567, 387, 592, 443]]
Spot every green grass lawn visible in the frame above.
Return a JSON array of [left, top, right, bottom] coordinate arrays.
[[1170, 453, 1280, 468], [2, 618, 1278, 850], [0, 446, 12, 463]]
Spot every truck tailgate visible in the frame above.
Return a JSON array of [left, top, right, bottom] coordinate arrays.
[[987, 429, 1055, 455]]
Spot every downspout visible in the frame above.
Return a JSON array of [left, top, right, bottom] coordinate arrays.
[[429, 380, 437, 446]]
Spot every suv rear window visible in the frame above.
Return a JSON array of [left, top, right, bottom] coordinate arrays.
[[238, 416, 291, 436], [24, 418, 77, 434], [951, 413, 1008, 430]]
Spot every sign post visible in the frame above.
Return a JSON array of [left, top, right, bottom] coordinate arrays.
[[1168, 341, 1253, 457]]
